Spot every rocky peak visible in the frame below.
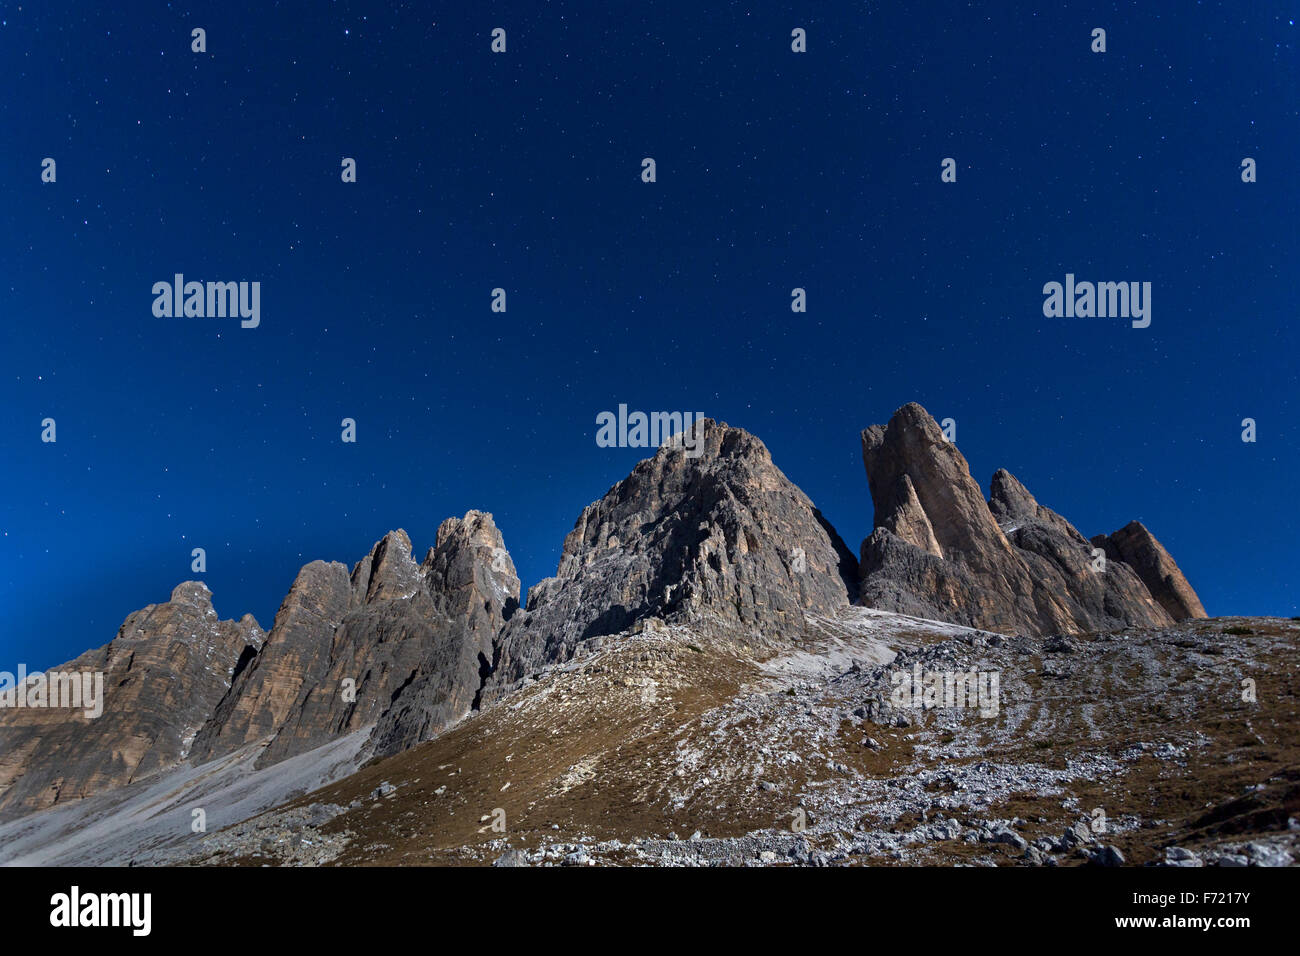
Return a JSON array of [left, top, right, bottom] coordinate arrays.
[[185, 513, 523, 770], [422, 510, 520, 618], [862, 403, 1013, 572], [988, 468, 1090, 545], [485, 418, 858, 700], [169, 580, 216, 607], [0, 586, 263, 819], [367, 511, 520, 758], [856, 403, 1197, 635], [351, 529, 422, 605], [988, 468, 1040, 523], [188, 560, 352, 763], [1092, 521, 1208, 621]]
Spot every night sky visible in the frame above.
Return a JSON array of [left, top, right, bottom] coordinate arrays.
[[3, 2, 1296, 671]]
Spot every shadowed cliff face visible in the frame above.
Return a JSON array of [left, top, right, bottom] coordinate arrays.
[[0, 583, 264, 819], [856, 403, 1201, 636], [483, 419, 859, 703], [363, 512, 520, 760], [205, 514, 520, 769]]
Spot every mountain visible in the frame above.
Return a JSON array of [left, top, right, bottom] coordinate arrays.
[[484, 418, 857, 703], [367, 512, 520, 759], [0, 405, 1212, 839], [856, 403, 1205, 634], [187, 560, 352, 764], [194, 513, 519, 769], [0, 583, 264, 818], [0, 515, 516, 821]]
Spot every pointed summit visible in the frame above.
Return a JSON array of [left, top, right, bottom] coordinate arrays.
[[485, 418, 858, 702], [189, 560, 352, 763], [187, 516, 522, 770], [1092, 521, 1208, 621], [989, 468, 1092, 543], [862, 403, 1015, 570], [351, 529, 422, 604], [857, 403, 1195, 635], [988, 468, 1040, 523], [259, 515, 519, 765], [369, 511, 520, 757]]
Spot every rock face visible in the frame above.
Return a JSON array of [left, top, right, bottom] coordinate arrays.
[[0, 583, 264, 820], [1, 514, 519, 822], [189, 561, 352, 763], [856, 403, 1200, 635], [250, 529, 435, 766], [196, 516, 519, 768], [486, 419, 858, 701], [368, 513, 519, 758], [1091, 521, 1208, 621], [987, 468, 1174, 630]]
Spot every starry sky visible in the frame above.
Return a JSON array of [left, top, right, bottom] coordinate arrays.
[[2, 1, 1297, 670]]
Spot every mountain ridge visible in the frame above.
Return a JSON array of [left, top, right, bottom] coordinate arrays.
[[0, 403, 1208, 823]]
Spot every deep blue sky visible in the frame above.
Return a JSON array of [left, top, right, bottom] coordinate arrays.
[[3, 2, 1296, 670]]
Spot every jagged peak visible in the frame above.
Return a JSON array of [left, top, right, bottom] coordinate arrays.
[[862, 402, 944, 450], [157, 581, 265, 635], [351, 529, 422, 604], [859, 401, 1006, 565], [856, 402, 1195, 636], [988, 468, 1040, 522], [435, 510, 503, 550], [638, 416, 773, 470], [485, 415, 858, 699], [366, 528, 414, 559]]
